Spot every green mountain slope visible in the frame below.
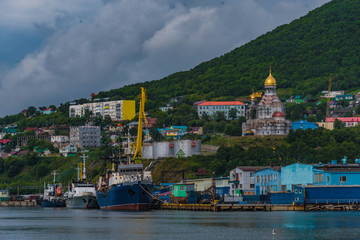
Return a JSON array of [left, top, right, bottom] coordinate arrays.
[[97, 0, 360, 107]]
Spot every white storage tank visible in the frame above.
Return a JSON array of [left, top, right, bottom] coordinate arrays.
[[142, 144, 153, 159], [153, 141, 174, 159], [174, 140, 201, 157]]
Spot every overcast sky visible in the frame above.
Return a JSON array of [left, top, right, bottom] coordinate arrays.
[[0, 0, 330, 116]]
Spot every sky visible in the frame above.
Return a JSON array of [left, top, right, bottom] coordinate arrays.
[[0, 0, 331, 117]]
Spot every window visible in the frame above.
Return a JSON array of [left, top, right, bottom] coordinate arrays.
[[319, 173, 323, 183], [256, 176, 260, 183], [250, 184, 255, 188], [340, 176, 347, 183], [274, 174, 277, 180], [327, 176, 329, 182], [250, 173, 254, 177], [295, 189, 298, 194], [180, 186, 185, 191]]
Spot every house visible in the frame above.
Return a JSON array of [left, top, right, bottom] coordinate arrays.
[[321, 90, 344, 99], [59, 143, 78, 156], [188, 127, 203, 135], [0, 153, 11, 159], [24, 127, 42, 135], [197, 101, 246, 120], [334, 94, 354, 102], [108, 123, 124, 132], [159, 105, 173, 112], [2, 124, 17, 135], [34, 147, 52, 156], [51, 135, 69, 148], [158, 126, 188, 139], [16, 150, 29, 157], [254, 167, 281, 195], [330, 107, 353, 118], [292, 120, 318, 130], [229, 166, 267, 196], [0, 139, 12, 150], [42, 108, 54, 115], [214, 177, 230, 197]]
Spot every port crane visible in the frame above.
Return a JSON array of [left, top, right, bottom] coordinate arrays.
[[133, 87, 147, 162]]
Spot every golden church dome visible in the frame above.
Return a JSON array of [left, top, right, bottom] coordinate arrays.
[[265, 70, 277, 86]]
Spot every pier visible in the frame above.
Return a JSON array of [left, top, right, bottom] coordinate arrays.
[[158, 203, 360, 212], [0, 201, 37, 207]]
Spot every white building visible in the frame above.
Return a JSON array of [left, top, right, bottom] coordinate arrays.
[[229, 166, 266, 196], [197, 101, 246, 120], [70, 126, 101, 148], [51, 135, 69, 148], [69, 100, 135, 121], [59, 143, 78, 157]]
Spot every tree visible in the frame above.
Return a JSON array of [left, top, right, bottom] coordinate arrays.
[[229, 108, 238, 120], [26, 106, 37, 117], [334, 119, 345, 129], [149, 128, 163, 142]]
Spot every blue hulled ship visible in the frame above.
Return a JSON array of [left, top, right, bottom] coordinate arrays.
[[96, 164, 154, 210]]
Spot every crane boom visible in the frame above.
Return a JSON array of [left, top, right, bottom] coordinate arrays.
[[133, 87, 147, 161]]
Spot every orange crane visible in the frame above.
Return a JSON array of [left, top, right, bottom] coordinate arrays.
[[326, 75, 337, 119], [133, 87, 147, 162]]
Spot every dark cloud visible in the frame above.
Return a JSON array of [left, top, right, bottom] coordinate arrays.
[[0, 0, 330, 116]]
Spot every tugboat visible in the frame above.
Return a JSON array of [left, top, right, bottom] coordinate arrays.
[[96, 87, 154, 210], [65, 154, 98, 209], [42, 171, 66, 207]]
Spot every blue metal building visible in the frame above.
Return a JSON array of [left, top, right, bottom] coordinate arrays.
[[254, 168, 281, 195], [292, 120, 318, 130]]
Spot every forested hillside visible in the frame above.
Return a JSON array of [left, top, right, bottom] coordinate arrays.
[[95, 0, 360, 110]]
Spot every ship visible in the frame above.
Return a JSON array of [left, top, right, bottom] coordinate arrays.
[[96, 164, 154, 210], [96, 87, 154, 210], [65, 154, 98, 209], [41, 171, 66, 207]]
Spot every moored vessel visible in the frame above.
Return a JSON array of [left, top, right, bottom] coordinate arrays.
[[65, 154, 98, 209], [96, 164, 154, 210], [41, 171, 66, 207]]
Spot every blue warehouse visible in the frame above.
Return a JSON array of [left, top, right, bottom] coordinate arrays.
[[254, 167, 281, 195]]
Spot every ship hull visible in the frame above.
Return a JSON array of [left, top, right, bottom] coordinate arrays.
[[66, 195, 98, 209], [42, 199, 66, 208], [96, 181, 154, 210]]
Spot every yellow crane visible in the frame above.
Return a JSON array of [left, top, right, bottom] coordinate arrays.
[[133, 87, 147, 162], [326, 75, 337, 119]]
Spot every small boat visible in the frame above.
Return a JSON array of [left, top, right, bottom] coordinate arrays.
[[65, 154, 98, 209]]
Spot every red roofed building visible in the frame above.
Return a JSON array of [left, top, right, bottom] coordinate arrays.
[[197, 101, 246, 120], [326, 117, 360, 127]]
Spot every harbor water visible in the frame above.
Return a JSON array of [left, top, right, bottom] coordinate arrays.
[[1, 208, 360, 239]]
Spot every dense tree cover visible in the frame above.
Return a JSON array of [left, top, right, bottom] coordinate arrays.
[[90, 0, 360, 112]]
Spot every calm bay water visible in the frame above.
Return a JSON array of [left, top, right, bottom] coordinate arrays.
[[1, 208, 360, 239]]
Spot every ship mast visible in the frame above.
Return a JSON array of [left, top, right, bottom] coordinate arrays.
[[81, 154, 87, 181]]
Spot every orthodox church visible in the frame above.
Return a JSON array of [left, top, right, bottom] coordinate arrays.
[[242, 70, 292, 136]]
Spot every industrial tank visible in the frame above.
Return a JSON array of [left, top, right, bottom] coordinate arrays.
[[153, 141, 174, 159], [174, 140, 201, 157], [142, 144, 153, 159]]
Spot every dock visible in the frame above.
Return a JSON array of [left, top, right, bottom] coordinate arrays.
[[0, 201, 37, 207], [158, 203, 360, 211]]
